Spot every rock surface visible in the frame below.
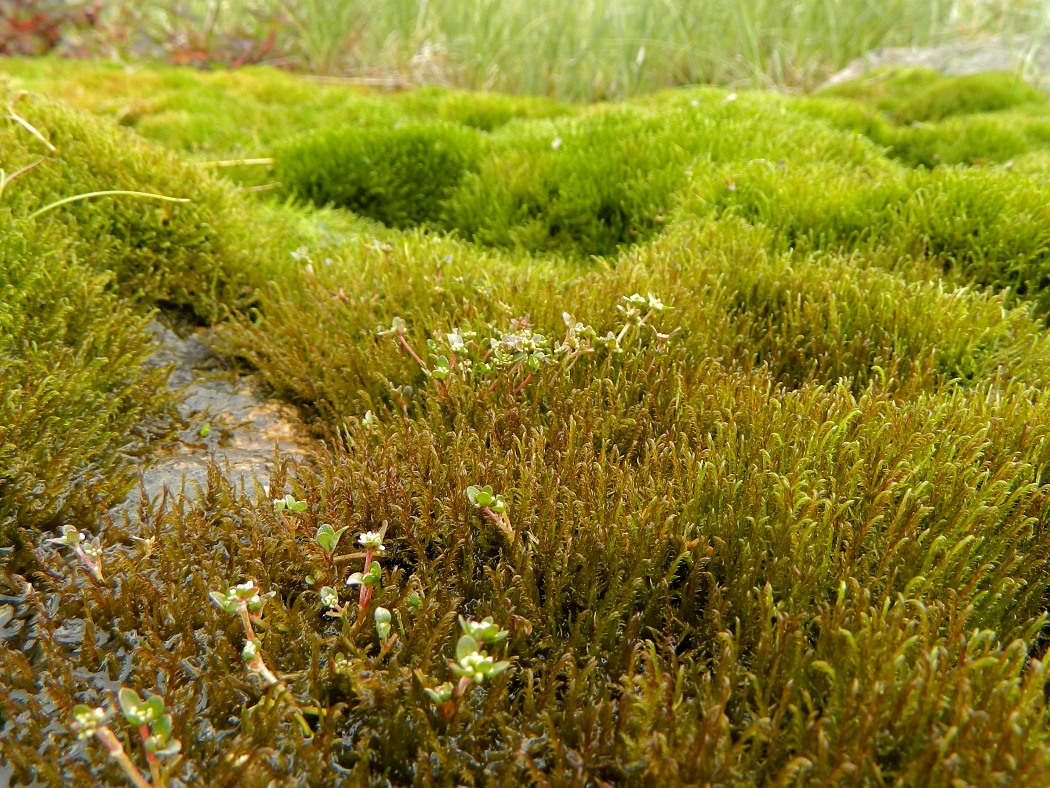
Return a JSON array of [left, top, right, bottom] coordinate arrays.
[[111, 318, 321, 518], [823, 35, 1050, 88]]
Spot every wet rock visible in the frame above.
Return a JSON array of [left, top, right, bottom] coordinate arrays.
[[112, 318, 321, 518]]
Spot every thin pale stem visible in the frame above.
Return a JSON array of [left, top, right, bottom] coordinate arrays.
[[238, 605, 257, 643], [0, 158, 43, 202], [200, 157, 275, 168], [28, 191, 191, 220], [7, 109, 57, 152], [397, 334, 426, 367], [235, 601, 312, 737], [93, 727, 151, 788]]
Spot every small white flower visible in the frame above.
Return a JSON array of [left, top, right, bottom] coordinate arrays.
[[358, 531, 386, 552], [319, 587, 339, 608], [72, 705, 106, 739]]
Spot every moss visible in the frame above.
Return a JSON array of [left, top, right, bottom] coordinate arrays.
[[275, 123, 485, 227], [393, 85, 576, 131], [819, 68, 1048, 124], [0, 91, 314, 320], [7, 63, 1050, 785], [683, 158, 1050, 316], [0, 58, 407, 161], [0, 215, 169, 543]]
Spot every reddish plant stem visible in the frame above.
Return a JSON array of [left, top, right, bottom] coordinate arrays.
[[455, 676, 473, 699], [513, 372, 534, 395], [483, 508, 515, 542], [73, 546, 104, 582], [358, 548, 374, 609], [137, 725, 157, 763], [138, 725, 161, 785], [397, 334, 425, 367]]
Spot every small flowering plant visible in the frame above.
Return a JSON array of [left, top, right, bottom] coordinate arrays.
[[71, 705, 108, 740], [465, 485, 506, 515], [209, 581, 279, 684], [118, 688, 182, 762], [380, 293, 675, 402], [346, 528, 388, 620], [45, 525, 104, 582], [210, 580, 311, 736], [272, 494, 308, 514], [209, 580, 273, 616], [319, 585, 342, 616], [459, 615, 509, 645], [374, 607, 393, 640], [466, 485, 514, 541], [357, 530, 386, 552], [72, 688, 180, 788], [453, 616, 511, 685], [315, 523, 348, 555], [272, 493, 308, 537], [425, 615, 512, 717], [423, 682, 455, 705], [611, 292, 675, 350]]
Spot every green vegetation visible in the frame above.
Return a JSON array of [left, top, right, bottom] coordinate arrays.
[[7, 61, 1050, 784], [21, 0, 1049, 98], [0, 217, 166, 542], [276, 124, 484, 228]]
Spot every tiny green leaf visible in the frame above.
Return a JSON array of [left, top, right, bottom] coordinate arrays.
[[209, 590, 237, 613], [456, 634, 480, 662], [315, 523, 349, 555], [375, 606, 392, 639]]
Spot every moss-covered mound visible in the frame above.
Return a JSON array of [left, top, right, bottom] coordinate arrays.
[[5, 62, 1050, 785], [0, 215, 166, 542], [276, 123, 484, 228]]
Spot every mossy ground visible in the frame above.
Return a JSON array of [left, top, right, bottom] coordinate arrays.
[[4, 60, 1050, 785]]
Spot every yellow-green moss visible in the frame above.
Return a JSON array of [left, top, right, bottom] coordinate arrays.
[[6, 63, 1050, 786]]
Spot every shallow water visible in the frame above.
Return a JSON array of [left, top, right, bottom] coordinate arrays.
[[111, 317, 321, 518]]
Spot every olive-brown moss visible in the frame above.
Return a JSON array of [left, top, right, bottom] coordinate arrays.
[[5, 350, 1050, 783]]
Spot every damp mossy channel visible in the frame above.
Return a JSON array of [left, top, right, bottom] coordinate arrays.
[[4, 61, 1050, 785]]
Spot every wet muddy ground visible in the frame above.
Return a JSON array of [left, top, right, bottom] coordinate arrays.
[[110, 318, 322, 519]]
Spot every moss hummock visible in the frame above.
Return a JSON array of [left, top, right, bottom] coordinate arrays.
[[4, 62, 1050, 786]]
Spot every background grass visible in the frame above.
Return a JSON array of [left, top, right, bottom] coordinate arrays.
[[20, 0, 1050, 99]]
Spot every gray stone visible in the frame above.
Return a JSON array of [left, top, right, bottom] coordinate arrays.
[[823, 35, 1050, 90]]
